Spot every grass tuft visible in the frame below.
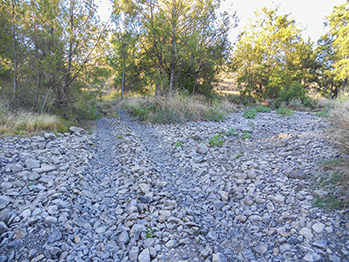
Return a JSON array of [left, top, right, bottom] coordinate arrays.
[[118, 93, 237, 124], [0, 100, 69, 137]]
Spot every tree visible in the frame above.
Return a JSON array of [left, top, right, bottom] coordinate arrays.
[[232, 6, 319, 101], [111, 0, 234, 96], [325, 3, 349, 93]]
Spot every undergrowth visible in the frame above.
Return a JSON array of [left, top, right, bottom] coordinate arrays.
[[118, 93, 236, 124], [0, 99, 70, 137]]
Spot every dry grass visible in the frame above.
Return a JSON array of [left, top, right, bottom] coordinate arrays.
[[328, 96, 349, 207], [118, 93, 238, 123], [0, 100, 68, 137]]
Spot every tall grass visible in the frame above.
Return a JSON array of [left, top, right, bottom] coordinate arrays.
[[118, 93, 237, 123], [329, 95, 349, 207], [0, 100, 69, 137]]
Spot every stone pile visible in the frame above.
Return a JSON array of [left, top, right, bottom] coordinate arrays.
[[0, 110, 348, 262]]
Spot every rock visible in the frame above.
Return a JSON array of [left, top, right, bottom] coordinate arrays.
[[138, 248, 150, 262], [48, 230, 62, 243], [70, 126, 84, 135], [44, 216, 58, 225], [11, 163, 23, 173], [75, 217, 92, 230], [25, 159, 40, 169], [312, 222, 325, 233], [299, 227, 313, 239], [312, 240, 328, 250], [28, 172, 41, 181], [129, 246, 139, 262], [118, 231, 129, 245], [303, 251, 323, 262], [253, 244, 268, 255], [165, 240, 178, 248], [241, 249, 255, 260], [49, 246, 62, 256], [33, 165, 57, 174], [212, 252, 228, 262], [32, 136, 45, 143], [0, 196, 11, 210], [236, 215, 247, 223], [197, 143, 209, 154], [270, 194, 285, 204], [0, 221, 8, 235]]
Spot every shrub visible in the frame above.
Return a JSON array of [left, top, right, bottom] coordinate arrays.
[[209, 135, 224, 147], [243, 108, 257, 119], [255, 106, 271, 113], [276, 105, 294, 117], [275, 82, 315, 108]]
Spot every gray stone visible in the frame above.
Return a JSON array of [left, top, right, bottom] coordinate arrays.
[[312, 222, 325, 233], [49, 246, 62, 256], [299, 227, 313, 239], [75, 217, 92, 230], [118, 231, 129, 245], [241, 249, 255, 260], [129, 246, 139, 262], [303, 251, 323, 262], [138, 248, 150, 262], [28, 172, 41, 181], [11, 163, 23, 173], [0, 196, 11, 210], [33, 165, 57, 174], [32, 136, 45, 143], [312, 240, 328, 250], [0, 221, 8, 235], [44, 216, 58, 225], [48, 230, 62, 243], [212, 252, 227, 262], [25, 159, 40, 169], [197, 143, 209, 154], [165, 240, 178, 248], [253, 244, 268, 255]]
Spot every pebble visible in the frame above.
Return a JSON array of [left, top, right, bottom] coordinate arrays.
[[0, 111, 347, 262]]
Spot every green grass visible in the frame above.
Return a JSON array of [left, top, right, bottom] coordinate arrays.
[[217, 128, 239, 137], [209, 135, 224, 147], [241, 130, 252, 139], [255, 106, 271, 113], [313, 195, 343, 210], [242, 108, 257, 119], [174, 141, 183, 148], [276, 106, 294, 116], [236, 153, 242, 158], [314, 110, 329, 118]]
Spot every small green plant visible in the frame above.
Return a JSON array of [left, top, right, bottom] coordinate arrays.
[[209, 135, 224, 147], [241, 130, 252, 139], [313, 195, 343, 210], [174, 141, 183, 148], [255, 106, 271, 113], [243, 108, 257, 119], [207, 108, 226, 122], [145, 225, 154, 239], [236, 153, 242, 158], [117, 135, 123, 139], [314, 110, 329, 118], [248, 122, 255, 127], [276, 106, 294, 117], [217, 128, 239, 137]]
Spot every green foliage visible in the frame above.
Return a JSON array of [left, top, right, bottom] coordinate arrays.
[[207, 108, 226, 122], [276, 106, 294, 116], [117, 135, 123, 139], [255, 106, 271, 113], [236, 152, 242, 158], [218, 128, 239, 137], [241, 131, 252, 139], [232, 7, 319, 101], [145, 225, 154, 239], [248, 122, 255, 127], [174, 141, 183, 148], [314, 195, 343, 210], [243, 109, 257, 119], [275, 83, 315, 108], [209, 135, 224, 147], [314, 110, 330, 118]]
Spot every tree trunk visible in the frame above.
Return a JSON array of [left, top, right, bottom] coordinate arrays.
[[121, 57, 125, 100], [10, 0, 18, 108]]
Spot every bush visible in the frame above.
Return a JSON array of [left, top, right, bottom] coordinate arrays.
[[276, 105, 294, 116], [275, 82, 315, 108], [119, 93, 237, 124], [242, 108, 257, 119]]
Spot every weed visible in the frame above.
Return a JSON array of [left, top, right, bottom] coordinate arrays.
[[276, 106, 294, 117], [314, 110, 329, 118], [145, 225, 154, 239], [174, 141, 183, 148], [217, 128, 239, 137], [236, 153, 242, 158], [242, 108, 257, 119], [207, 108, 226, 122], [117, 135, 123, 139], [255, 106, 271, 113], [313, 195, 343, 210], [241, 131, 252, 139], [248, 122, 255, 127], [209, 135, 224, 147]]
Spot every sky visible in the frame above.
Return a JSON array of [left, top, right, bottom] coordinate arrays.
[[97, 0, 346, 43]]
